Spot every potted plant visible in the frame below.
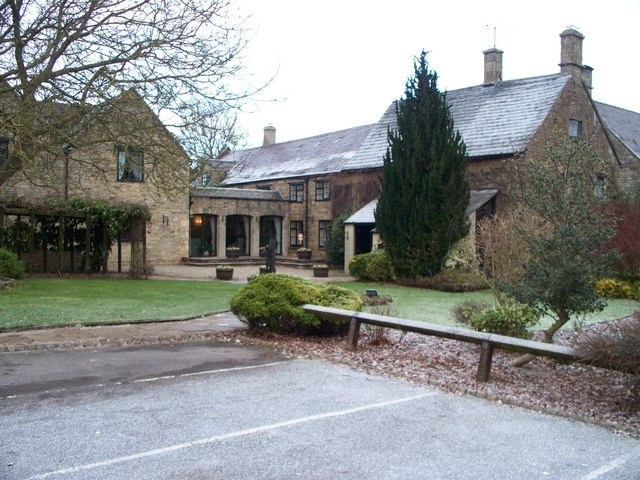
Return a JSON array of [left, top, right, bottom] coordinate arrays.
[[259, 265, 271, 275], [215, 264, 234, 280], [259, 246, 267, 257], [297, 247, 312, 260], [226, 246, 241, 258], [312, 263, 330, 277]]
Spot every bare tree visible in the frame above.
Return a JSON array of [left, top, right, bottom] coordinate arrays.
[[0, 0, 253, 189]]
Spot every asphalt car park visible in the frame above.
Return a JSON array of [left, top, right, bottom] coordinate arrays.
[[2, 342, 639, 479]]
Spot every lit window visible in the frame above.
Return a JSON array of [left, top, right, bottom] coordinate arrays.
[[315, 180, 330, 201], [290, 221, 303, 246], [117, 146, 144, 182], [289, 183, 304, 202], [568, 119, 583, 138], [318, 220, 331, 248]]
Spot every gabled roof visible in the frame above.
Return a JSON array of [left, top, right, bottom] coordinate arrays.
[[595, 102, 640, 160], [223, 124, 376, 185], [222, 74, 570, 185], [348, 74, 570, 170], [344, 190, 499, 224]]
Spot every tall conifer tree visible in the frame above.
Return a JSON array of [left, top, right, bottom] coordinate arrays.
[[375, 51, 469, 278]]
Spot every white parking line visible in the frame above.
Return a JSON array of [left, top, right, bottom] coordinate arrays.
[[579, 453, 632, 480], [132, 360, 291, 383], [25, 392, 437, 479]]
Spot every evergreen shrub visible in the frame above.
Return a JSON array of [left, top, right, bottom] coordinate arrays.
[[348, 253, 370, 280], [229, 274, 362, 335], [467, 301, 539, 339], [365, 250, 394, 282], [0, 248, 25, 279]]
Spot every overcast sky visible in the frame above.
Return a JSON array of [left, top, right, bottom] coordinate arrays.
[[234, 0, 640, 148]]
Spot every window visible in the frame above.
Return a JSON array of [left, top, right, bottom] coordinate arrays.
[[595, 173, 606, 199], [0, 138, 8, 167], [315, 180, 330, 201], [196, 172, 211, 187], [568, 119, 583, 138], [290, 221, 303, 247], [289, 182, 304, 202], [117, 146, 144, 182], [318, 220, 331, 248]]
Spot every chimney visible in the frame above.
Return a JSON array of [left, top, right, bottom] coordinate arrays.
[[263, 125, 276, 147], [483, 48, 503, 85], [559, 28, 593, 93]]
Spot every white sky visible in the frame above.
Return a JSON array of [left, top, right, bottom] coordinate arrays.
[[234, 0, 640, 148]]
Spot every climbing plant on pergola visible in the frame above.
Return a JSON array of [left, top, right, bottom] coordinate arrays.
[[0, 199, 150, 278]]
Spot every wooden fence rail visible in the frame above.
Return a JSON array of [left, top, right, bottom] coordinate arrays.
[[302, 304, 586, 382]]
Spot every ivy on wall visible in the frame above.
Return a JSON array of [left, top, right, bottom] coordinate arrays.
[[0, 198, 150, 274]]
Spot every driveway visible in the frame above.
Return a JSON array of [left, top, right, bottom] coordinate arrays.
[[2, 341, 639, 480]]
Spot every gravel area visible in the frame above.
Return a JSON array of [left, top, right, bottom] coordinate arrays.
[[225, 315, 640, 439]]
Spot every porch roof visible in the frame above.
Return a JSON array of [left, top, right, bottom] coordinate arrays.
[[344, 189, 499, 225], [192, 186, 285, 201]]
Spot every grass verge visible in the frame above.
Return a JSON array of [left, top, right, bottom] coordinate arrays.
[[0, 278, 242, 330], [333, 281, 639, 329]]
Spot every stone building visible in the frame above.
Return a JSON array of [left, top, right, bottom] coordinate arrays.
[[0, 90, 190, 271], [194, 28, 640, 271]]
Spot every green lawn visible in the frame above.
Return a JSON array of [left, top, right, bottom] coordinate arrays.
[[0, 278, 243, 330], [333, 281, 639, 329], [2, 277, 637, 332]]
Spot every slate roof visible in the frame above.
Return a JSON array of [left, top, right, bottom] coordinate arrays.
[[192, 186, 284, 201], [595, 102, 640, 160], [223, 124, 376, 185], [347, 74, 570, 171], [344, 190, 498, 224], [221, 74, 571, 185]]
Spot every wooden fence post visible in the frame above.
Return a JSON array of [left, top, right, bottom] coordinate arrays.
[[477, 340, 495, 382], [347, 316, 361, 351]]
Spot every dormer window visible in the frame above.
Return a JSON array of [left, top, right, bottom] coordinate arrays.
[[117, 146, 144, 182], [568, 119, 583, 138], [196, 172, 211, 187]]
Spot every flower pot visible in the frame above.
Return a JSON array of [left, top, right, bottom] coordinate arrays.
[[226, 248, 240, 259], [297, 250, 312, 260], [216, 268, 234, 280], [313, 267, 329, 277]]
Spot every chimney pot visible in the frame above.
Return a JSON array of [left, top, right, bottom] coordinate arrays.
[[263, 125, 276, 147], [483, 48, 503, 86]]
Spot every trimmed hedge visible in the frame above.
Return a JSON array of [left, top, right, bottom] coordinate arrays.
[[230, 273, 363, 335]]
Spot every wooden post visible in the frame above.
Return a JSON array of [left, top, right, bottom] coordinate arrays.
[[477, 340, 495, 382], [57, 214, 64, 274], [347, 316, 361, 351], [84, 217, 91, 274], [29, 212, 36, 274]]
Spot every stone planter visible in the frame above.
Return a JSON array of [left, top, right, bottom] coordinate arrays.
[[313, 267, 329, 277], [259, 266, 270, 275], [297, 250, 312, 260], [216, 268, 234, 280], [226, 248, 240, 259]]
